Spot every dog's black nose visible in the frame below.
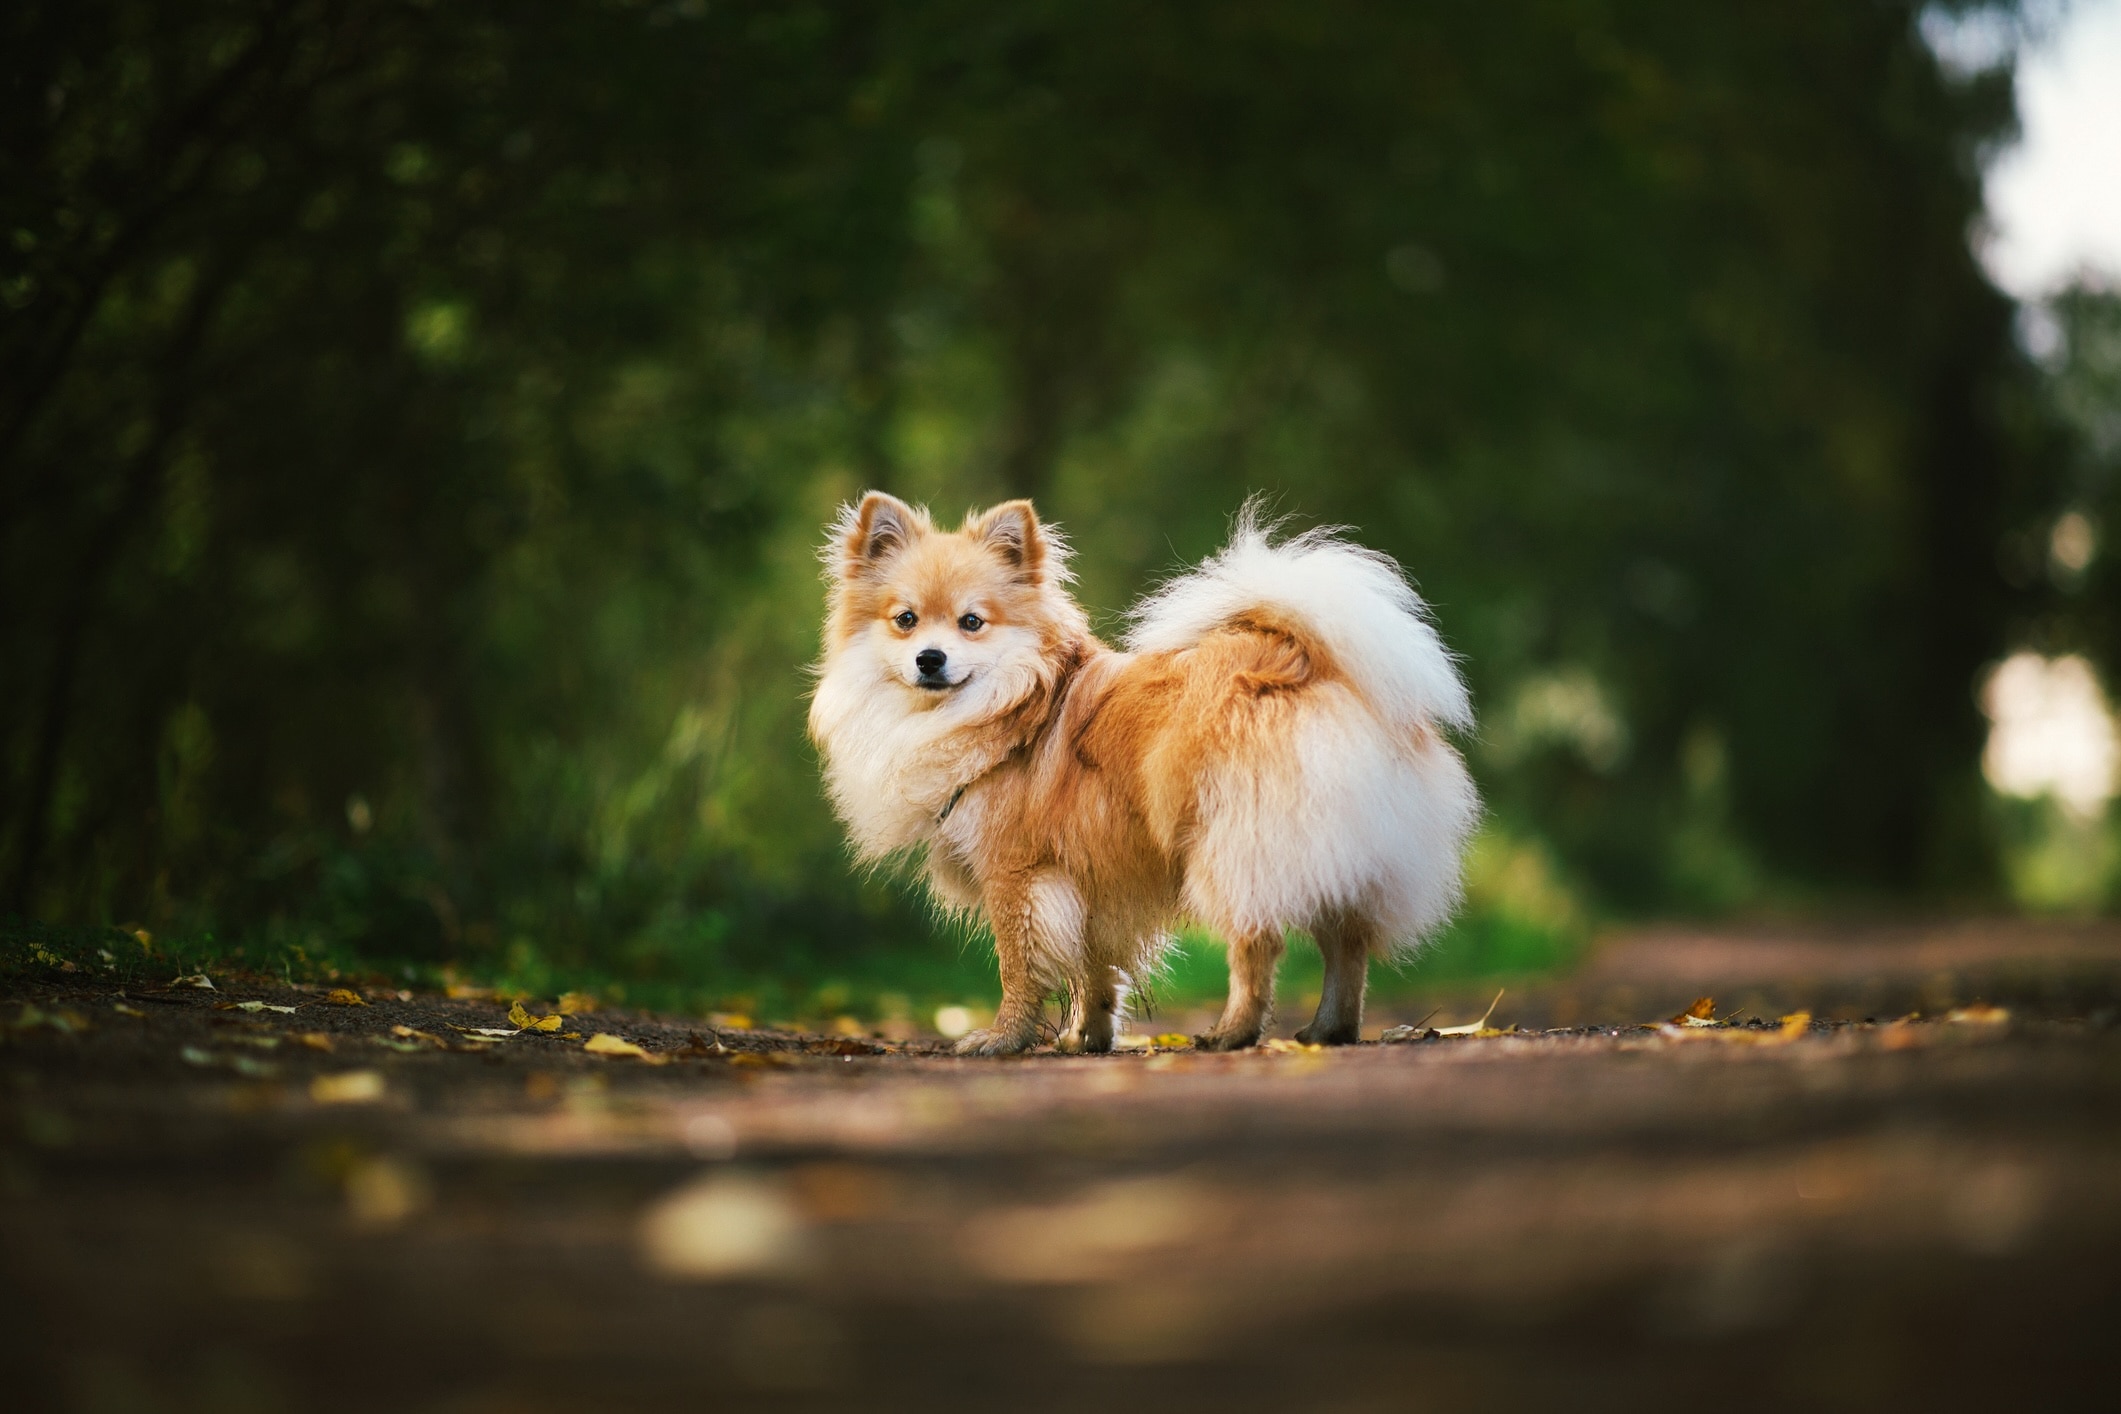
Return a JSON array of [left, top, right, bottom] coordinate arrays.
[[915, 648, 947, 677]]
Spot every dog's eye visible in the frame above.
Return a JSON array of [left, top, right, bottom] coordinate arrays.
[[892, 611, 917, 631], [958, 613, 984, 633]]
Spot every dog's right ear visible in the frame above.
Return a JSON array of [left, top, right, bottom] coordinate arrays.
[[838, 491, 923, 579]]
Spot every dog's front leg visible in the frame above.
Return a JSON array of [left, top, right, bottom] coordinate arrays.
[[953, 879, 1046, 1057], [1057, 964, 1122, 1054]]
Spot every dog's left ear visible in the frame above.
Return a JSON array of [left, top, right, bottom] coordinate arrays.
[[971, 500, 1047, 582]]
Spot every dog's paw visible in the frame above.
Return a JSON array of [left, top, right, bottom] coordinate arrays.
[[1294, 1020, 1360, 1046], [1056, 1026, 1114, 1056], [952, 1021, 1039, 1057], [1192, 1026, 1262, 1053]]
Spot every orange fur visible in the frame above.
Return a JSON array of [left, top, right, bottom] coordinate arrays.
[[808, 492, 1476, 1054]]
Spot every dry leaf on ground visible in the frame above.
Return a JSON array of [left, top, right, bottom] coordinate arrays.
[[1437, 989, 1506, 1036], [555, 992, 598, 1015], [1669, 996, 1718, 1027], [1948, 1004, 2011, 1027], [170, 974, 215, 991], [1380, 1007, 1444, 1043], [508, 1000, 563, 1032], [323, 988, 367, 1007], [1152, 1033, 1192, 1048], [584, 1032, 667, 1064], [234, 1000, 298, 1015], [294, 1032, 335, 1053]]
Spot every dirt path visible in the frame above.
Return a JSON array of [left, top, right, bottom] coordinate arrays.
[[5, 929, 2119, 1412]]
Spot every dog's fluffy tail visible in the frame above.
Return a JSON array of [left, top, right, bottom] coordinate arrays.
[[1124, 502, 1472, 734], [1124, 503, 1478, 949]]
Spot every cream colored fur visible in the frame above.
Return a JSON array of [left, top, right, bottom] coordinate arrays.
[[809, 493, 1478, 1054]]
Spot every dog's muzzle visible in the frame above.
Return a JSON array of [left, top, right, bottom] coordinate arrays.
[[915, 647, 953, 690]]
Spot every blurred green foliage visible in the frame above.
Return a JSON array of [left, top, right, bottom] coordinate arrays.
[[0, 1, 2094, 1006]]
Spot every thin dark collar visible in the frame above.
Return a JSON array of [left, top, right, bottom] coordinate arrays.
[[937, 783, 968, 823], [933, 637, 1088, 825]]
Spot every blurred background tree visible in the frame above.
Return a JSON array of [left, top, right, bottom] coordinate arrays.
[[0, 0, 2092, 1001]]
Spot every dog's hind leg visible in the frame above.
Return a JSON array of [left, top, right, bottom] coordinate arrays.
[[1296, 910, 1377, 1046], [1194, 928, 1285, 1051], [1057, 963, 1123, 1054]]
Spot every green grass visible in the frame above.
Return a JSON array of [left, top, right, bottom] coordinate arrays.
[[3, 895, 1582, 1033]]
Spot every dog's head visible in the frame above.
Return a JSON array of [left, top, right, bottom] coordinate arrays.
[[819, 491, 1077, 712]]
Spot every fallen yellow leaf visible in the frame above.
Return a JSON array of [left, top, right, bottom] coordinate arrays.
[[1152, 1033, 1192, 1048], [171, 974, 215, 991], [310, 1070, 386, 1104], [324, 988, 367, 1007], [235, 1000, 298, 1015], [112, 1001, 147, 1018], [1947, 1004, 2011, 1027], [555, 991, 598, 1015], [508, 1000, 563, 1032], [1436, 989, 1505, 1036], [584, 1032, 667, 1063], [294, 1032, 336, 1053], [1670, 996, 1718, 1027]]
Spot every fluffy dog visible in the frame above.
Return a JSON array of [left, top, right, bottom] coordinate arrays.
[[808, 492, 1478, 1055]]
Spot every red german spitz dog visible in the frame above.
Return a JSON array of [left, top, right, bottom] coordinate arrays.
[[809, 493, 1478, 1054]]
